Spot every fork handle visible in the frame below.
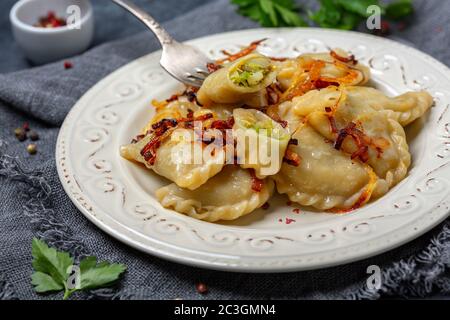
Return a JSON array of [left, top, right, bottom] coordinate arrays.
[[112, 0, 175, 46]]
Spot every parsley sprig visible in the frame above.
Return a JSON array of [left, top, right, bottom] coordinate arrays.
[[232, 0, 307, 27], [31, 238, 126, 299], [232, 0, 414, 29]]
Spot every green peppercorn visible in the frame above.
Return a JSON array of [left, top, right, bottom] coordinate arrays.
[[27, 144, 37, 155], [29, 131, 39, 141]]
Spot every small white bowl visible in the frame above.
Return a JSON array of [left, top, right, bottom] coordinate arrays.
[[10, 0, 94, 65]]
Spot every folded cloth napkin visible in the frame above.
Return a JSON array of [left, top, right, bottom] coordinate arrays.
[[1, 0, 449, 300]]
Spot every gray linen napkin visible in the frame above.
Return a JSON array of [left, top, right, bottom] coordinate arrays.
[[1, 0, 449, 300]]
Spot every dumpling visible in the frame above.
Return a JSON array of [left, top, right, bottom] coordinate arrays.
[[273, 124, 378, 211], [121, 127, 229, 190], [120, 106, 233, 190], [156, 165, 275, 222], [233, 108, 290, 178], [290, 87, 411, 196], [343, 86, 433, 126], [277, 49, 371, 93], [197, 53, 277, 107]]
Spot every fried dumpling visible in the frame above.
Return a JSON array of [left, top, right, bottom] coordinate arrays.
[[273, 124, 377, 210], [156, 165, 274, 222], [343, 86, 433, 126], [197, 53, 277, 107]]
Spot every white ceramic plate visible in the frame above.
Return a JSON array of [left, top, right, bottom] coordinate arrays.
[[56, 28, 450, 272]]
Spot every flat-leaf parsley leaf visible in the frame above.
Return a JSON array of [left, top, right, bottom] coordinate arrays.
[[31, 238, 126, 299], [232, 0, 414, 30], [231, 0, 307, 27]]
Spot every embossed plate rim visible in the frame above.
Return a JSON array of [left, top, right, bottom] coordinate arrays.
[[56, 28, 450, 272]]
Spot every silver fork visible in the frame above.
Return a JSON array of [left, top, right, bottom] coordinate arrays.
[[112, 0, 213, 87]]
